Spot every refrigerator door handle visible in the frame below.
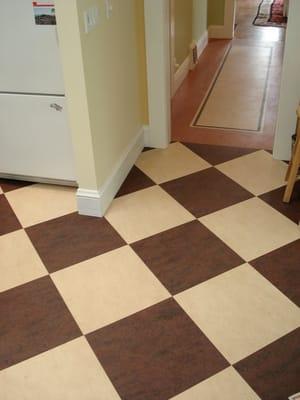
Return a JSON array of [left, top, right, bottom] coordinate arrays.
[[50, 103, 63, 111]]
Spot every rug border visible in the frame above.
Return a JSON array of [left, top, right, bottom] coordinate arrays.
[[253, 0, 287, 28], [191, 45, 273, 134]]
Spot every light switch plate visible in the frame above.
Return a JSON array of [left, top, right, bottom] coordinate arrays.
[[84, 6, 99, 34]]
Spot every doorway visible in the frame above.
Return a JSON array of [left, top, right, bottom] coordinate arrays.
[[171, 0, 286, 149], [144, 0, 287, 151]]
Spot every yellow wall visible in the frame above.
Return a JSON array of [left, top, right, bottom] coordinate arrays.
[[56, 0, 146, 190], [174, 0, 193, 67], [55, 0, 98, 190], [208, 0, 225, 26], [193, 0, 208, 41], [173, 0, 208, 68], [135, 0, 149, 124]]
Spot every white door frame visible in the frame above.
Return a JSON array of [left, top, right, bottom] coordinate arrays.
[[169, 0, 176, 98], [144, 0, 171, 149]]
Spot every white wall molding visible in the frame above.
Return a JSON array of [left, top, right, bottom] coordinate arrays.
[[143, 124, 152, 148], [209, 0, 236, 39], [209, 25, 230, 39], [173, 30, 208, 95], [196, 29, 208, 57], [77, 127, 145, 217], [144, 0, 171, 149], [273, 0, 300, 160], [174, 56, 191, 94]]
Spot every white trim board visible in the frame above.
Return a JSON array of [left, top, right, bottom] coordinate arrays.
[[174, 56, 190, 94], [144, 0, 171, 149], [77, 127, 145, 217], [197, 30, 208, 57], [173, 30, 208, 95]]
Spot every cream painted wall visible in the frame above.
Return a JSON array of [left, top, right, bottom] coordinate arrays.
[[208, 0, 225, 26], [136, 0, 149, 124], [273, 0, 300, 160], [56, 0, 146, 191], [193, 0, 208, 41], [55, 0, 98, 190], [174, 0, 207, 67], [174, 0, 193, 66]]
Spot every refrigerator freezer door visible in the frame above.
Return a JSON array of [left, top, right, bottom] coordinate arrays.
[[0, 0, 64, 94], [0, 93, 75, 181]]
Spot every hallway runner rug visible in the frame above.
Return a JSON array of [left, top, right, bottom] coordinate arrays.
[[193, 45, 272, 132], [253, 0, 287, 28]]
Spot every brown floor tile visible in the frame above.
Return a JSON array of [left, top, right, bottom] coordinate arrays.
[[250, 240, 300, 306], [235, 328, 300, 400], [0, 276, 81, 370], [161, 169, 253, 218], [0, 178, 33, 193], [26, 213, 125, 273], [115, 166, 155, 197], [131, 220, 244, 295], [87, 298, 229, 400], [0, 195, 22, 236], [259, 181, 300, 224], [183, 143, 258, 166]]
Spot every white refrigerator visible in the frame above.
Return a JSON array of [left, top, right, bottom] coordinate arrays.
[[0, 0, 76, 183]]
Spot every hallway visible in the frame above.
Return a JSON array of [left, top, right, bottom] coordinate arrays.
[[172, 0, 285, 149]]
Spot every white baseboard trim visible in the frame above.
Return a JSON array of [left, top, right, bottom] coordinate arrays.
[[143, 125, 151, 148], [143, 124, 169, 149], [208, 24, 233, 39], [173, 55, 190, 94], [196, 30, 208, 58], [173, 30, 208, 96], [77, 127, 145, 217]]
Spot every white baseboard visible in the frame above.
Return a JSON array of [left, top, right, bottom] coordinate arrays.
[[173, 55, 190, 94], [143, 125, 151, 148], [208, 24, 233, 39], [196, 30, 208, 58], [173, 30, 208, 96], [143, 124, 169, 149], [77, 127, 145, 217]]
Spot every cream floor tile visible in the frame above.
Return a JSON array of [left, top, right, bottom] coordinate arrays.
[[220, 68, 269, 84], [171, 367, 260, 400], [0, 337, 120, 400], [216, 150, 287, 195], [200, 198, 300, 261], [0, 230, 47, 292], [105, 186, 194, 243], [204, 91, 263, 113], [5, 184, 77, 227], [196, 45, 270, 131], [175, 264, 300, 364], [135, 142, 210, 184], [211, 83, 265, 101], [213, 78, 266, 97], [199, 95, 262, 130], [52, 246, 170, 334]]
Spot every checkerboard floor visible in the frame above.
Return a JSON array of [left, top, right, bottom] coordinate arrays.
[[1, 142, 300, 400]]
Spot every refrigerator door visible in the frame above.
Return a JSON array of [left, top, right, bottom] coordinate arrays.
[[0, 93, 75, 181], [0, 0, 64, 94]]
